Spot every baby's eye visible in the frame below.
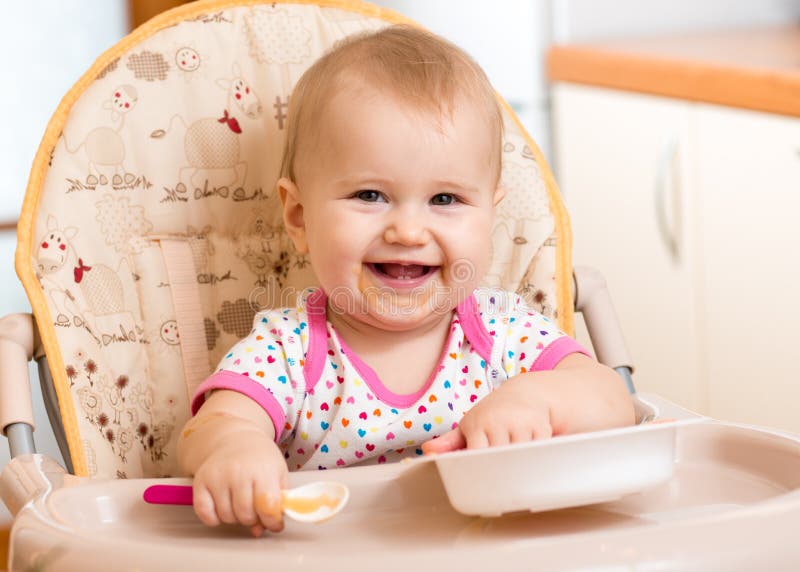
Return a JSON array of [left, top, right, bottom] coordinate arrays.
[[355, 190, 384, 202], [431, 193, 457, 206]]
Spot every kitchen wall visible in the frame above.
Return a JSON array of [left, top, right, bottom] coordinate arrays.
[[552, 0, 800, 41]]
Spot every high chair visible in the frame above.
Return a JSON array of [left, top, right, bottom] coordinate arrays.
[[1, 1, 799, 570]]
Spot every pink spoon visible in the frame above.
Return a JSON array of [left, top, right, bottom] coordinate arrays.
[[143, 481, 349, 523]]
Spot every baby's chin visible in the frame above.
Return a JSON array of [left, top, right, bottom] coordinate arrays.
[[356, 304, 454, 333], [330, 290, 455, 333]]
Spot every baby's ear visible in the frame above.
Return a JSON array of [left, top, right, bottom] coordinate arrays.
[[277, 178, 309, 254], [492, 185, 506, 206]]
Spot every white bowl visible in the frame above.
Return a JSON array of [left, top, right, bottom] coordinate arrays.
[[425, 399, 704, 517]]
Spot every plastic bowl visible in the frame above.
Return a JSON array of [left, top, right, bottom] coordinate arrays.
[[424, 402, 704, 517]]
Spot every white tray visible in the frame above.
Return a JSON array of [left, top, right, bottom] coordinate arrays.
[[4, 394, 800, 571]]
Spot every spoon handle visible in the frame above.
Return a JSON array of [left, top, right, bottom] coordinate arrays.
[[143, 484, 193, 505]]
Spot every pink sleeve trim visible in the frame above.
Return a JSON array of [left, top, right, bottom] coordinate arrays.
[[530, 336, 591, 372], [190, 370, 286, 442]]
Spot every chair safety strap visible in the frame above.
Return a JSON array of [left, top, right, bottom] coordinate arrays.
[[159, 238, 210, 398]]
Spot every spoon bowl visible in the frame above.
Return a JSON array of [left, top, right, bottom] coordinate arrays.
[[281, 481, 350, 523]]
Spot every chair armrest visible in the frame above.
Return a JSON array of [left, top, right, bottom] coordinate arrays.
[[573, 265, 635, 375], [0, 314, 36, 456]]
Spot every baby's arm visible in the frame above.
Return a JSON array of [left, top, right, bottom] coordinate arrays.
[[422, 353, 634, 453], [177, 389, 288, 536]]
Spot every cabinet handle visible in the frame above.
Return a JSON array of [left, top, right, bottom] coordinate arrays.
[[654, 136, 682, 264]]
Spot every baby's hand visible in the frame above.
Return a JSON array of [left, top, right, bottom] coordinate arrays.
[[422, 376, 553, 454], [177, 390, 289, 536], [191, 430, 288, 536]]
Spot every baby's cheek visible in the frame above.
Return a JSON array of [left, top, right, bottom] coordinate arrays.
[[469, 237, 493, 277]]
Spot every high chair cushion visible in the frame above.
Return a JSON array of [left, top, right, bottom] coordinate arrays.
[[17, 0, 574, 478]]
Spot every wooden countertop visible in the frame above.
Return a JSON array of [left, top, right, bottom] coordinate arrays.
[[0, 521, 8, 571], [547, 26, 800, 117]]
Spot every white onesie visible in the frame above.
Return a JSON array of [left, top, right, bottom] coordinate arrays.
[[191, 287, 588, 470]]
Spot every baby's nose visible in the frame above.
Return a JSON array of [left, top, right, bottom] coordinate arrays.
[[384, 212, 431, 246]]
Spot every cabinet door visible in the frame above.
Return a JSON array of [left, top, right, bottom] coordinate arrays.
[[695, 105, 800, 432], [552, 84, 703, 412]]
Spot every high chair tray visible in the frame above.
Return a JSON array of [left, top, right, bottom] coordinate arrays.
[[4, 395, 800, 571]]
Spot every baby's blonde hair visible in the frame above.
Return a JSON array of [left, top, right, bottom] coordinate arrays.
[[279, 24, 504, 183]]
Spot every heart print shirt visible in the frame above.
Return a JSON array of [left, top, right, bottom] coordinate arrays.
[[191, 288, 588, 470]]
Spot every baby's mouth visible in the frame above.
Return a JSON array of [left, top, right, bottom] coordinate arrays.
[[367, 262, 437, 281]]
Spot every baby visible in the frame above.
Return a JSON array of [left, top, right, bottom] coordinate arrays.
[[178, 25, 635, 536]]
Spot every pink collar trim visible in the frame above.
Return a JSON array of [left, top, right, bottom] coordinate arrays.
[[302, 289, 494, 407], [454, 293, 494, 365], [302, 289, 329, 392]]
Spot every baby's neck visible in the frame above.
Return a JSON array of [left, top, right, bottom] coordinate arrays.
[[327, 305, 454, 396]]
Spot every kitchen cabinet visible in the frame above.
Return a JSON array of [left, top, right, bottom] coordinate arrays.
[[694, 105, 800, 428], [552, 82, 800, 432], [552, 84, 702, 413]]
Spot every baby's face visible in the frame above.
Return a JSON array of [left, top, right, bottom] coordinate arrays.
[[287, 80, 502, 332]]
